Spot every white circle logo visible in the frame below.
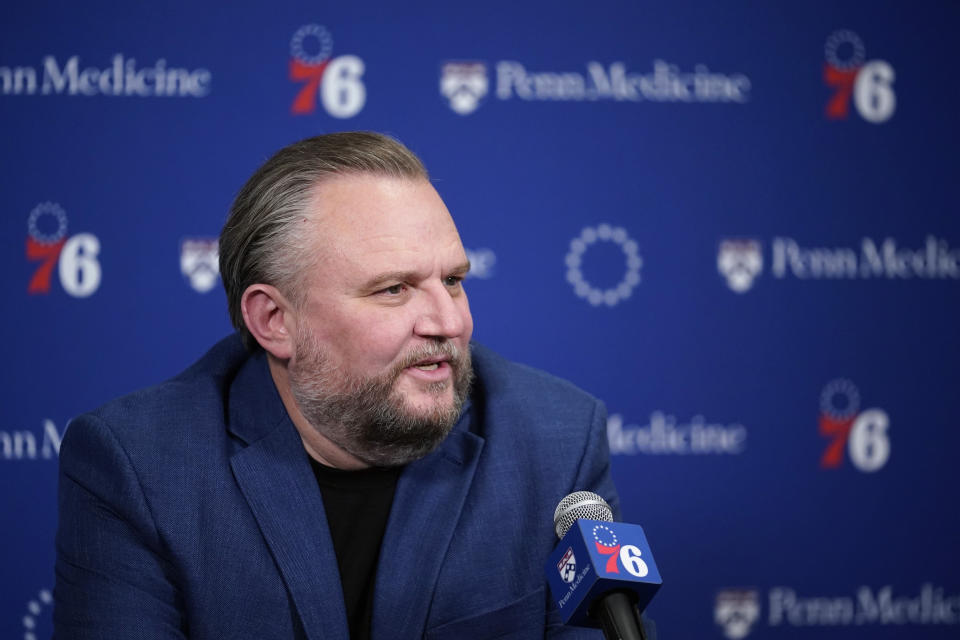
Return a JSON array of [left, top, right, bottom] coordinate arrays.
[[290, 24, 333, 65], [820, 378, 860, 419], [825, 30, 866, 70], [27, 202, 67, 244], [23, 588, 52, 640], [566, 224, 642, 307], [592, 523, 619, 548]]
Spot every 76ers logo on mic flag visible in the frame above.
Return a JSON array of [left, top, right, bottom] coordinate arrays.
[[592, 523, 648, 577], [288, 24, 366, 118], [546, 520, 662, 628]]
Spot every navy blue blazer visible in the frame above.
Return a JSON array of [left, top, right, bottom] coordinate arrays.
[[55, 336, 621, 639]]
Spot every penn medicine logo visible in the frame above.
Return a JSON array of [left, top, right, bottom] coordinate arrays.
[[289, 24, 365, 117], [557, 547, 577, 584], [0, 55, 210, 97], [715, 589, 760, 639], [716, 584, 960, 636], [1, 419, 65, 461], [440, 61, 488, 115], [440, 59, 750, 113], [607, 412, 747, 456], [718, 236, 960, 292], [819, 379, 890, 473], [823, 30, 895, 123], [464, 247, 496, 280], [26, 202, 101, 297], [717, 239, 762, 293], [180, 238, 220, 293]]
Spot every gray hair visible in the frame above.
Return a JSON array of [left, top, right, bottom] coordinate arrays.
[[219, 131, 429, 351]]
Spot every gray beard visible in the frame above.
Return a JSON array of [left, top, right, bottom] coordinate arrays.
[[288, 331, 474, 467]]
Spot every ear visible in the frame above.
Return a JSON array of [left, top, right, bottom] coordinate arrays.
[[241, 284, 297, 360]]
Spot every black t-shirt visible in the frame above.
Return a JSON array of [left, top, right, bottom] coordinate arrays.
[[309, 458, 401, 640]]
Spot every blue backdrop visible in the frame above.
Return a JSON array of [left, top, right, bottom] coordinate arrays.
[[3, 1, 959, 638]]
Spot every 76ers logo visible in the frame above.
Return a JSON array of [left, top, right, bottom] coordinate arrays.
[[824, 30, 895, 123], [26, 202, 101, 298], [592, 524, 648, 578], [819, 379, 891, 472], [289, 24, 366, 118]]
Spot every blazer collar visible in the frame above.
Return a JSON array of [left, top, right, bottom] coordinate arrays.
[[227, 352, 485, 640], [227, 352, 349, 640], [371, 407, 484, 639], [225, 349, 287, 446]]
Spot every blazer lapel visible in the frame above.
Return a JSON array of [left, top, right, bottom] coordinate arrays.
[[227, 354, 349, 640], [371, 405, 485, 640]]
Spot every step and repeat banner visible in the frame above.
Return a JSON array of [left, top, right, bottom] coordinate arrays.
[[2, 1, 958, 638]]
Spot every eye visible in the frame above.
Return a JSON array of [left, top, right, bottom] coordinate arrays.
[[443, 275, 464, 288], [381, 284, 406, 295]]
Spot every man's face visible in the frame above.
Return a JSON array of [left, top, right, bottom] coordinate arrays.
[[287, 175, 474, 466]]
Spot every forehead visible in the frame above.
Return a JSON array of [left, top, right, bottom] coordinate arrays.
[[305, 174, 466, 282]]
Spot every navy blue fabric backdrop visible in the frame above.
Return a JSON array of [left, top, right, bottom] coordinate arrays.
[[3, 1, 959, 638]]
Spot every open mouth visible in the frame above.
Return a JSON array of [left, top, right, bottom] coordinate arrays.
[[407, 356, 449, 372]]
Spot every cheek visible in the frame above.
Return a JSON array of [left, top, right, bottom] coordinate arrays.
[[335, 312, 414, 366]]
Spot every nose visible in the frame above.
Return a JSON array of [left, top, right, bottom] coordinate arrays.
[[414, 282, 469, 340]]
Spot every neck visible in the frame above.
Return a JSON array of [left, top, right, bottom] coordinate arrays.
[[266, 354, 371, 470]]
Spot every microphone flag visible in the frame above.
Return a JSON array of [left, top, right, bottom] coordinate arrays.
[[545, 519, 662, 628]]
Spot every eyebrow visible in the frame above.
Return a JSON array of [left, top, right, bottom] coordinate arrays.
[[361, 261, 472, 292], [450, 260, 472, 276]]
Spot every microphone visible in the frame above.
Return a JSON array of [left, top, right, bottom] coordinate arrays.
[[545, 491, 661, 640]]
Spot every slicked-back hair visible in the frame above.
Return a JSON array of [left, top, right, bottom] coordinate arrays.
[[219, 131, 429, 351]]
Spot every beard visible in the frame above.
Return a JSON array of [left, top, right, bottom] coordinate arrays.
[[288, 329, 474, 468]]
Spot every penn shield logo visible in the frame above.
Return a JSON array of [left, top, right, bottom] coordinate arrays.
[[819, 379, 890, 472], [440, 61, 489, 115], [289, 24, 365, 117], [718, 239, 763, 293], [180, 238, 219, 293], [715, 589, 760, 639], [557, 547, 577, 584], [824, 30, 895, 123], [26, 202, 102, 298], [464, 247, 496, 280]]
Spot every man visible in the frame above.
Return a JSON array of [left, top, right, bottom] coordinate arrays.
[[55, 132, 622, 639]]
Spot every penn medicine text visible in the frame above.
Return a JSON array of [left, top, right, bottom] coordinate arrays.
[[772, 236, 960, 280], [0, 54, 211, 97], [496, 60, 750, 103]]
